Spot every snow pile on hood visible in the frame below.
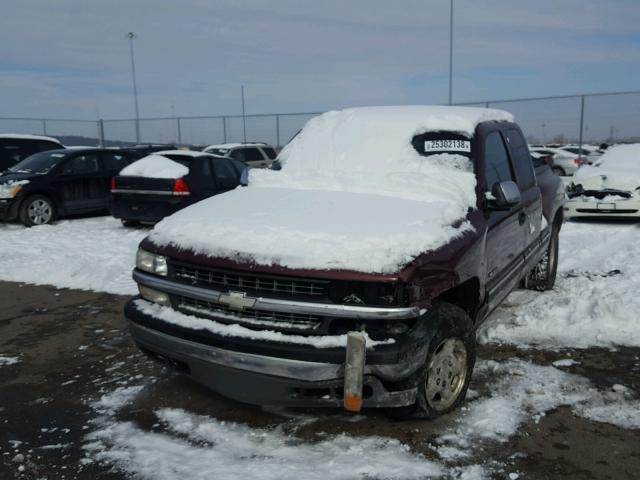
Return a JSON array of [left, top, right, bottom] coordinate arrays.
[[119, 155, 189, 179], [573, 143, 640, 192], [150, 106, 512, 273]]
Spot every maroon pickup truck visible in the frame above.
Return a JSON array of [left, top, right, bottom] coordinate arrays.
[[125, 106, 564, 419]]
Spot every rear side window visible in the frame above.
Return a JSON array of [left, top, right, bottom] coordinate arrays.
[[211, 158, 240, 187], [244, 148, 265, 162], [61, 154, 99, 175], [262, 147, 277, 159], [0, 139, 41, 164], [505, 129, 535, 189], [484, 132, 513, 189], [102, 153, 130, 171], [39, 141, 61, 152]]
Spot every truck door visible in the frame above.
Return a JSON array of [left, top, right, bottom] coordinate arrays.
[[482, 130, 526, 312], [503, 127, 544, 272]]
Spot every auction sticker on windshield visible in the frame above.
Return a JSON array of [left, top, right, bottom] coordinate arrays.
[[424, 139, 470, 153]]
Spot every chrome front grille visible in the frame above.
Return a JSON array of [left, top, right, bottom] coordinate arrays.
[[171, 262, 328, 298], [175, 295, 323, 333]]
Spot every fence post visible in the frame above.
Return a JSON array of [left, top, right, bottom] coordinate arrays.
[[578, 95, 585, 160], [98, 119, 105, 147], [485, 102, 489, 108], [42, 119, 47, 135], [276, 115, 280, 148], [222, 116, 227, 143], [176, 118, 182, 146]]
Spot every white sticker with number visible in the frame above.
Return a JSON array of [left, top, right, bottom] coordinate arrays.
[[424, 139, 470, 153]]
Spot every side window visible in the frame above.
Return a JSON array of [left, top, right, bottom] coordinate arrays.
[[102, 152, 130, 171], [1, 140, 39, 164], [229, 149, 245, 162], [39, 141, 61, 152], [484, 131, 513, 189], [211, 158, 240, 188], [244, 148, 265, 162], [261, 147, 277, 159], [61, 154, 99, 175], [505, 129, 535, 189]]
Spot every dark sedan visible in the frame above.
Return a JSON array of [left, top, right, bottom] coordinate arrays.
[[0, 148, 135, 226], [110, 150, 247, 226]]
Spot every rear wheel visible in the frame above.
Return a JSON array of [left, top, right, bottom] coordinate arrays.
[[524, 227, 559, 291], [19, 195, 56, 227], [121, 219, 141, 228], [387, 302, 476, 420]]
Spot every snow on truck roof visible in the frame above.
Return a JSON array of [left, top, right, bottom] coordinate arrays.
[[150, 106, 513, 273]]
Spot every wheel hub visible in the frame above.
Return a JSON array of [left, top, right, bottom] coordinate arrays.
[[28, 200, 52, 225], [425, 338, 468, 411]]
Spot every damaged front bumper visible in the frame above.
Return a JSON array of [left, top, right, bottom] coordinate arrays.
[[125, 295, 432, 409]]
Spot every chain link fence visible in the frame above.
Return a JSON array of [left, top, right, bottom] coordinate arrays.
[[1, 91, 639, 148]]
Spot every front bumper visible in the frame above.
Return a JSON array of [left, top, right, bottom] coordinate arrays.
[[0, 197, 19, 221], [125, 297, 430, 408], [564, 196, 640, 218]]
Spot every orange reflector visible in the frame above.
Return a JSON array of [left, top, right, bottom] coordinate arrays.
[[344, 393, 362, 412]]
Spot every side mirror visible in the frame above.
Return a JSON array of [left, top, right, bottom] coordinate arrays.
[[489, 180, 521, 209]]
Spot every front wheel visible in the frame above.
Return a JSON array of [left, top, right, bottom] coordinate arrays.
[[524, 227, 559, 291], [387, 302, 476, 420], [19, 195, 56, 227]]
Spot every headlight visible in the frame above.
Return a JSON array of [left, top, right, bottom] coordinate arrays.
[[136, 248, 168, 276], [0, 184, 23, 199]]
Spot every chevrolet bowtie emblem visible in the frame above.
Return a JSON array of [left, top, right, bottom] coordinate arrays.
[[218, 291, 257, 310]]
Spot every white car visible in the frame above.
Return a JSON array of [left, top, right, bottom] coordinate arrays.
[[530, 147, 586, 176], [559, 145, 602, 164], [202, 143, 277, 168], [565, 143, 640, 219]]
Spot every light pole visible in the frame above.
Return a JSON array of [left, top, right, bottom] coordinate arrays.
[[448, 0, 453, 105], [241, 85, 247, 143], [127, 32, 141, 143]]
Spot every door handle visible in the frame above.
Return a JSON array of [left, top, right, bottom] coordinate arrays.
[[518, 211, 526, 226]]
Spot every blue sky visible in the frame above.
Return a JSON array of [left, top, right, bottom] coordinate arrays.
[[1, 0, 639, 138]]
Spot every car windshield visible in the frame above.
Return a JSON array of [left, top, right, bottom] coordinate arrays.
[[8, 150, 67, 173], [204, 148, 229, 156]]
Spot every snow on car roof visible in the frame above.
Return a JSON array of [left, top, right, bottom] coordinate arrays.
[[150, 105, 513, 273], [204, 143, 267, 150], [0, 133, 62, 144], [155, 149, 210, 157]]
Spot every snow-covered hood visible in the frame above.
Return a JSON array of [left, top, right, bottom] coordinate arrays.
[[149, 187, 472, 274], [149, 106, 512, 273], [573, 144, 640, 193], [119, 154, 189, 179]]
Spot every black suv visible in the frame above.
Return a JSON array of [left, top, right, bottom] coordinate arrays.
[[0, 134, 64, 172], [0, 148, 134, 226]]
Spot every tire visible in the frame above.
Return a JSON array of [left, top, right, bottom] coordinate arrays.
[[551, 166, 565, 176], [121, 219, 141, 228], [19, 195, 56, 227], [387, 302, 476, 420], [524, 227, 559, 291]]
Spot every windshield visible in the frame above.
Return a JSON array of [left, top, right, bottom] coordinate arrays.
[[204, 148, 229, 157], [8, 150, 67, 173]]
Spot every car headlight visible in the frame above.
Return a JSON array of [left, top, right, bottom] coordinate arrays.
[[136, 248, 168, 276], [0, 184, 23, 199]]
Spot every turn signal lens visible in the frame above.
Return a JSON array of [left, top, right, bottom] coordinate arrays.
[[110, 177, 117, 192]]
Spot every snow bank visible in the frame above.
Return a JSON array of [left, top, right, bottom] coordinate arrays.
[[134, 299, 394, 348], [0, 217, 146, 295], [119, 154, 189, 179], [573, 143, 640, 192], [479, 221, 640, 349], [151, 106, 511, 273]]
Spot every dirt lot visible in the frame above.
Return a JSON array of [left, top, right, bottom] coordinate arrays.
[[0, 280, 639, 479]]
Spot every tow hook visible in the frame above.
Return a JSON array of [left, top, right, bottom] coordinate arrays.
[[344, 331, 366, 412]]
